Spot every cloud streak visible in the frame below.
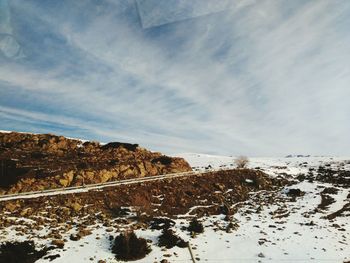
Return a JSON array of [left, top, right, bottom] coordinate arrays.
[[0, 0, 349, 156]]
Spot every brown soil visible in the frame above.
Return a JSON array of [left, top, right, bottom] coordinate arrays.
[[0, 169, 283, 220], [318, 188, 336, 210], [325, 202, 350, 220], [0, 169, 286, 238], [316, 167, 350, 187]]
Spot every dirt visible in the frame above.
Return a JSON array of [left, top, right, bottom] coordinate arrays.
[[0, 241, 53, 263], [325, 202, 350, 220], [318, 188, 337, 210], [0, 169, 283, 220], [316, 167, 350, 187], [0, 168, 285, 242], [111, 231, 151, 261]]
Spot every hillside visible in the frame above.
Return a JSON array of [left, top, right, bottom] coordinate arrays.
[[0, 135, 349, 262], [0, 132, 191, 195]]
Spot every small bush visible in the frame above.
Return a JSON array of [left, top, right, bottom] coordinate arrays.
[[234, 156, 249, 169], [151, 156, 172, 165], [112, 231, 151, 261], [158, 229, 188, 249], [187, 218, 204, 234], [0, 241, 51, 263]]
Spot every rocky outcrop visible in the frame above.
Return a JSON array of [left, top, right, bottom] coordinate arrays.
[[0, 132, 191, 194]]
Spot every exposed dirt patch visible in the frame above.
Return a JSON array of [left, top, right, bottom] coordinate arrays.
[[318, 188, 337, 210], [0, 169, 284, 222], [325, 202, 350, 220], [322, 187, 339, 195], [112, 231, 151, 261], [316, 167, 350, 187]]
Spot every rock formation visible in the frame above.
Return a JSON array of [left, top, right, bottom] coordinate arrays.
[[0, 132, 191, 194]]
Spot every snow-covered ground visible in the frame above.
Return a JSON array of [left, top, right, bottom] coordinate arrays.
[[1, 154, 349, 262], [178, 152, 350, 176]]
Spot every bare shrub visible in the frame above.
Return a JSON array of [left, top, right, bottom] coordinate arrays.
[[234, 156, 249, 168], [112, 231, 151, 261]]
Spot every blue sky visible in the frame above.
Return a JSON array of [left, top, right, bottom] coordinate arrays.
[[0, 0, 350, 156]]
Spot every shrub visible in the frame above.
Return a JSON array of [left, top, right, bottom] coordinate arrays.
[[234, 156, 249, 169], [187, 218, 204, 234], [112, 231, 151, 261]]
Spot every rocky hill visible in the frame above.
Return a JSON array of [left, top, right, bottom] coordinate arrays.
[[0, 132, 191, 195]]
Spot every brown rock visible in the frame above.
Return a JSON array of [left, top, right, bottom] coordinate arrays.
[[144, 161, 159, 176], [19, 208, 32, 217], [69, 202, 82, 212], [59, 179, 69, 187], [77, 229, 92, 238], [5, 202, 18, 212], [52, 239, 65, 248], [137, 162, 148, 177], [98, 169, 115, 183], [70, 234, 80, 241]]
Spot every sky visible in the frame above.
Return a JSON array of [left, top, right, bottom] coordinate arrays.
[[0, 0, 350, 156]]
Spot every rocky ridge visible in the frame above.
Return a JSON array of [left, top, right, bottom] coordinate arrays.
[[0, 132, 191, 194]]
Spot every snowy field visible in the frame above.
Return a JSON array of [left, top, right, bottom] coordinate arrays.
[[1, 154, 349, 262]]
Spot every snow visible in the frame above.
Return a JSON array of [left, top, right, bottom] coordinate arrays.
[[1, 154, 350, 262], [0, 130, 13, 133]]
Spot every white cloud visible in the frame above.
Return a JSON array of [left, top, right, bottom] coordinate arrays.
[[1, 0, 350, 156], [136, 0, 253, 28]]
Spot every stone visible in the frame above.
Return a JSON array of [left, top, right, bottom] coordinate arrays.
[[98, 169, 115, 183], [69, 202, 82, 212], [59, 179, 69, 187], [70, 234, 80, 241], [5, 203, 18, 212], [77, 229, 92, 238], [52, 239, 65, 248], [19, 208, 32, 217], [137, 162, 148, 177]]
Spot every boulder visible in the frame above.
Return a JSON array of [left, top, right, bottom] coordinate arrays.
[[51, 239, 65, 248], [5, 202, 18, 212], [68, 202, 82, 212]]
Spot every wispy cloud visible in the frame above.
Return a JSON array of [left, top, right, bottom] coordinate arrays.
[[136, 0, 252, 28], [0, 0, 349, 156]]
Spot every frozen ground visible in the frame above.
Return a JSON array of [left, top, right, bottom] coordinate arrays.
[[1, 154, 349, 262]]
